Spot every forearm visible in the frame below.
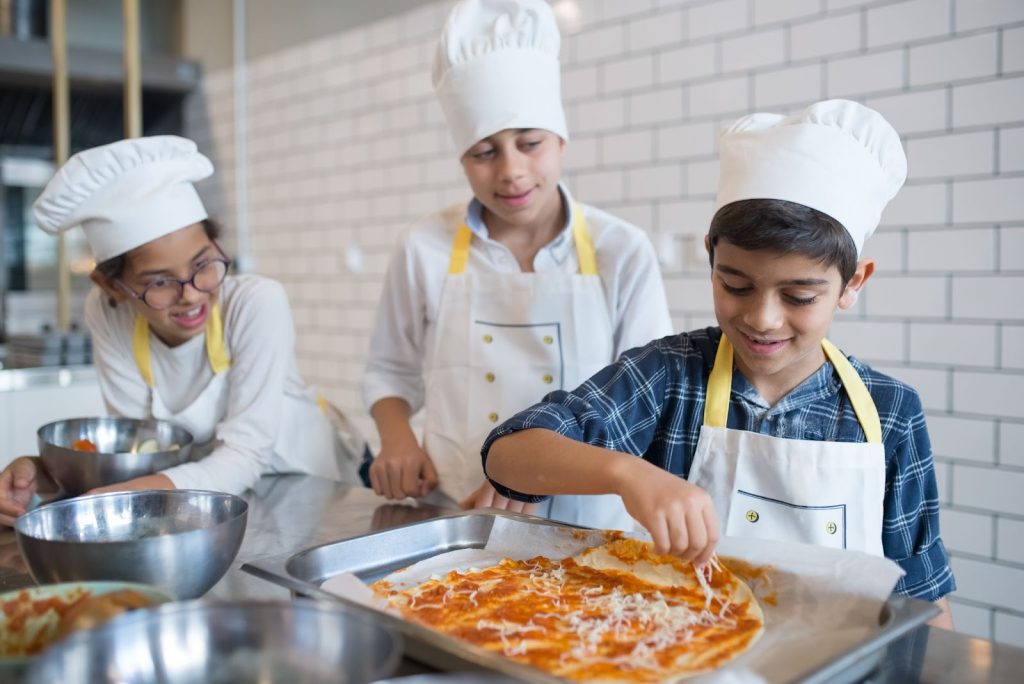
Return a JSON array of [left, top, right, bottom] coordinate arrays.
[[371, 397, 419, 449], [485, 428, 635, 497]]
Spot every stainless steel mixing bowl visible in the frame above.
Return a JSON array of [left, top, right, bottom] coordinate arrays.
[[24, 599, 402, 684], [38, 416, 194, 494], [15, 490, 247, 600]]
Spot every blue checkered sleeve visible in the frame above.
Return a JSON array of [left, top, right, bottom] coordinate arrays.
[[874, 383, 956, 601], [481, 332, 712, 501]]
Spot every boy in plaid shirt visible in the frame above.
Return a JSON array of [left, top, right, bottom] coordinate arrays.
[[483, 100, 955, 627]]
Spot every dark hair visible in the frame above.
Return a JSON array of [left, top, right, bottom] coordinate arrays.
[[95, 218, 222, 306], [707, 200, 858, 285]]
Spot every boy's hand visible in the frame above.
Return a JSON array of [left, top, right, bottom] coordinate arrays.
[[0, 457, 44, 527], [369, 440, 439, 500], [459, 480, 539, 514], [616, 459, 720, 564]]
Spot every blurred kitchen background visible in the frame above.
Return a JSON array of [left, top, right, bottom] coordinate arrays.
[[0, 0, 1021, 647]]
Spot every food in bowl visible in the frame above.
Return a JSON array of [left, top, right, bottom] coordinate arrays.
[[53, 589, 157, 639], [0, 584, 168, 658], [37, 417, 194, 494], [132, 438, 179, 454], [69, 437, 179, 455]]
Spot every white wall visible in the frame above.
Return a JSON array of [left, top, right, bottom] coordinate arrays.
[[185, 0, 1024, 646]]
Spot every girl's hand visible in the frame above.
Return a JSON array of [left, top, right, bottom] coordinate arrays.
[[0, 457, 46, 526]]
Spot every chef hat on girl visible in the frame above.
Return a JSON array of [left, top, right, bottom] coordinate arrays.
[[32, 135, 213, 263], [714, 99, 907, 255], [433, 0, 568, 155]]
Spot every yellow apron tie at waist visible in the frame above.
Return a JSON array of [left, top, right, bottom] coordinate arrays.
[[132, 301, 231, 388], [702, 335, 882, 444], [447, 201, 598, 276]]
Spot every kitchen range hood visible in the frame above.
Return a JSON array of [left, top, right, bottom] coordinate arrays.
[[0, 30, 199, 151]]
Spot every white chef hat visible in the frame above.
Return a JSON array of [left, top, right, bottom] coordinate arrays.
[[432, 0, 568, 155], [714, 99, 907, 255], [32, 135, 213, 263]]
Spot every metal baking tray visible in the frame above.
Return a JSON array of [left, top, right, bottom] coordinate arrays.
[[243, 511, 939, 683]]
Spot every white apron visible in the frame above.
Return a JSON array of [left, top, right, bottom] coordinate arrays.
[[132, 300, 232, 449], [687, 336, 886, 556], [132, 302, 350, 481], [424, 204, 635, 530]]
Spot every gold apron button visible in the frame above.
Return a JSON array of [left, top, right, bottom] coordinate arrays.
[[745, 510, 759, 523], [543, 335, 554, 345], [485, 372, 495, 383], [826, 521, 837, 535], [482, 334, 493, 344], [488, 412, 499, 423], [542, 374, 553, 384]]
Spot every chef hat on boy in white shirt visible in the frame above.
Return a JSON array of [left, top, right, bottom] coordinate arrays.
[[32, 135, 213, 263], [433, 0, 568, 155], [714, 99, 907, 255]]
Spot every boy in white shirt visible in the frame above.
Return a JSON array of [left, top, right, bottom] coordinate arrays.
[[363, 0, 672, 528]]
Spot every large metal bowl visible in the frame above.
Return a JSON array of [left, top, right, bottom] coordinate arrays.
[[38, 417, 194, 494], [24, 599, 402, 684], [14, 490, 247, 600]]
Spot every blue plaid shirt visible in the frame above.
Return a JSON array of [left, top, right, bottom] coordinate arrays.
[[482, 327, 955, 602]]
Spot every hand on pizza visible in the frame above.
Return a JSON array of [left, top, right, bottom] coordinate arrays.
[[372, 538, 764, 682], [616, 459, 720, 564]]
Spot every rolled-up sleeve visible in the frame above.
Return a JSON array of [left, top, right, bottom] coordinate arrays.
[[362, 234, 429, 413], [593, 218, 673, 356]]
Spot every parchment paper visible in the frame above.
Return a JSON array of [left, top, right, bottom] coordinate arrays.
[[322, 517, 907, 683]]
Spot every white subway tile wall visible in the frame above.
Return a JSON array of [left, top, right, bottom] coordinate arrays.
[[185, 0, 1024, 645]]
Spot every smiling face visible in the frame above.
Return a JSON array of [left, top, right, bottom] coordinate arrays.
[[706, 237, 871, 404], [460, 128, 566, 234], [92, 223, 224, 348]]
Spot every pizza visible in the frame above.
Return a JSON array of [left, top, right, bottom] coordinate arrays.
[[371, 538, 764, 682]]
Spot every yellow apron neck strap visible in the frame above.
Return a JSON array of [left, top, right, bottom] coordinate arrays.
[[821, 339, 882, 444], [447, 201, 597, 276], [447, 224, 473, 275], [132, 301, 231, 388], [132, 315, 155, 388], [205, 301, 232, 375], [703, 334, 734, 428], [570, 202, 598, 276], [703, 335, 882, 444]]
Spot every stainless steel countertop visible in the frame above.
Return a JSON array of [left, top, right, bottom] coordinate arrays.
[[2, 474, 1021, 683]]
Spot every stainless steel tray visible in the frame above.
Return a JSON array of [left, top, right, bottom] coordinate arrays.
[[243, 511, 939, 684]]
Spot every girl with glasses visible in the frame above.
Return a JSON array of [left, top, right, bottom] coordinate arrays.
[[0, 136, 362, 523]]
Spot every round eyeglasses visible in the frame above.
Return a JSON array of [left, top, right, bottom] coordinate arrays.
[[117, 257, 231, 311]]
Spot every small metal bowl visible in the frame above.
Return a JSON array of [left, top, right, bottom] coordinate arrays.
[[15, 490, 247, 600], [38, 417, 194, 495], [0, 581, 174, 680], [24, 599, 402, 684]]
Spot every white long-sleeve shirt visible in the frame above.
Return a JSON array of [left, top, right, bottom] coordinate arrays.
[[363, 186, 674, 413], [85, 274, 342, 494]]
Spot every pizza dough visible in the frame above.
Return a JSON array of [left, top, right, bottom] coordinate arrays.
[[372, 538, 764, 682]]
